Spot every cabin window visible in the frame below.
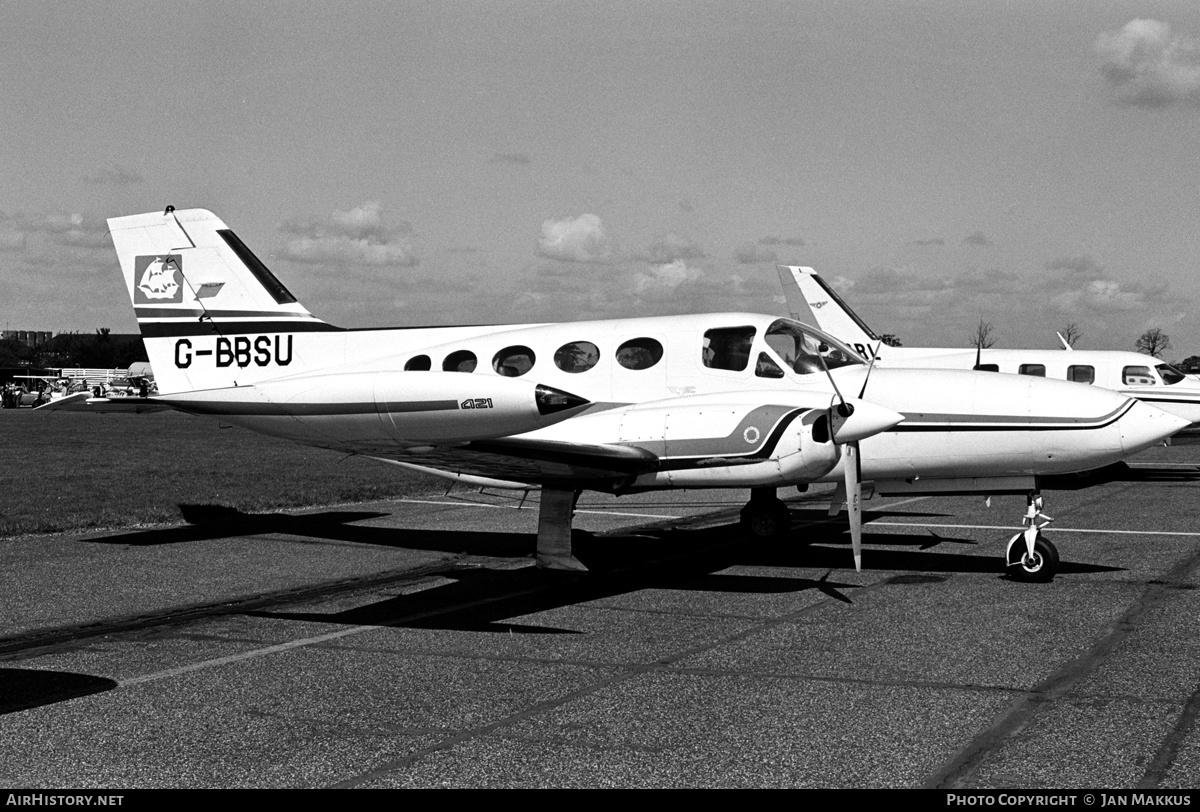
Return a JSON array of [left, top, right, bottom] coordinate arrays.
[[1067, 365, 1095, 384], [702, 326, 756, 372], [1123, 366, 1155, 386], [443, 350, 477, 373], [493, 346, 535, 377], [975, 364, 999, 372], [616, 337, 663, 370], [554, 341, 600, 373], [1157, 364, 1187, 385], [1019, 364, 1046, 377], [404, 355, 431, 371], [754, 352, 784, 379]]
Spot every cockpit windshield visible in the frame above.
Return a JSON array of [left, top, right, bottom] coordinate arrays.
[[764, 318, 865, 375], [1157, 364, 1189, 386]]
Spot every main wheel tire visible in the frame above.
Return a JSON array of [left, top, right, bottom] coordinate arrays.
[[1007, 533, 1059, 583], [740, 499, 792, 542]]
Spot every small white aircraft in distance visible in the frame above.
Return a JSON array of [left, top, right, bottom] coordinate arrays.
[[780, 265, 1200, 426], [42, 208, 1190, 582]]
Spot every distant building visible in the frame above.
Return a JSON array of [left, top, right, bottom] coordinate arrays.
[[2, 330, 54, 348]]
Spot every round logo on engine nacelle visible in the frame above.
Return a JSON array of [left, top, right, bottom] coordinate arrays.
[[743, 426, 761, 445]]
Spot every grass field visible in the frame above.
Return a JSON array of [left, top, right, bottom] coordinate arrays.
[[0, 408, 441, 538]]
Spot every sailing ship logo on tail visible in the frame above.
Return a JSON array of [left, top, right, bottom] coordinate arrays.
[[134, 255, 183, 304]]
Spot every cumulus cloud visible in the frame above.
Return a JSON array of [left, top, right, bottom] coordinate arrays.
[[635, 232, 704, 264], [1096, 19, 1200, 106], [759, 235, 806, 247], [537, 213, 613, 262], [1051, 278, 1152, 312], [2, 211, 109, 249], [963, 230, 993, 247], [633, 259, 702, 293], [280, 202, 418, 267]]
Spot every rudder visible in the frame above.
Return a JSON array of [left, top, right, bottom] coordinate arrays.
[[109, 207, 340, 394]]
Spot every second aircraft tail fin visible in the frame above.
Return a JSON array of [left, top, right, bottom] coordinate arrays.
[[777, 265, 880, 355]]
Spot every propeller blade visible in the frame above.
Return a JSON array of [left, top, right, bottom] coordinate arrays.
[[844, 440, 863, 572]]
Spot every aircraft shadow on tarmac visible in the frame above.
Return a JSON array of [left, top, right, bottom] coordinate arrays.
[[0, 668, 117, 715], [85, 503, 536, 557], [86, 501, 1120, 586], [245, 508, 1121, 633]]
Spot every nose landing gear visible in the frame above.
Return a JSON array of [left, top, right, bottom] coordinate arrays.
[[1005, 490, 1059, 582]]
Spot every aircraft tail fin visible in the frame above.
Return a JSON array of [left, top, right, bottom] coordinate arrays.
[[108, 207, 341, 394], [777, 266, 880, 350]]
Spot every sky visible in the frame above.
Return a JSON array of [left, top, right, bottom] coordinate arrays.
[[2, 1, 1199, 355]]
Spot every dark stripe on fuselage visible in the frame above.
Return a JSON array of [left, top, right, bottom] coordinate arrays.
[[138, 320, 345, 337], [1133, 396, 1200, 406], [159, 399, 458, 417], [134, 308, 329, 320], [889, 400, 1135, 432]]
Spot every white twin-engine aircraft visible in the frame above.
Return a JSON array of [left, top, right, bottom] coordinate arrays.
[[46, 208, 1189, 582], [780, 265, 1200, 425]]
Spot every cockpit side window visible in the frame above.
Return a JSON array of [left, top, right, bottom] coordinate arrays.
[[702, 326, 756, 372], [754, 352, 784, 379], [1123, 365, 1155, 386], [1157, 364, 1187, 385], [1019, 364, 1046, 377], [764, 319, 861, 375]]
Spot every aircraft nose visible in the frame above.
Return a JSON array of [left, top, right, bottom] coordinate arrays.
[[1119, 399, 1192, 455], [831, 398, 905, 443]]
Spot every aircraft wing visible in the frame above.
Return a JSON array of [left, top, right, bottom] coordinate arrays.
[[34, 393, 174, 414], [364, 437, 659, 486]]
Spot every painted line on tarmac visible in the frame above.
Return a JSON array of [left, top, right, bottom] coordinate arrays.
[[868, 521, 1200, 537], [119, 625, 380, 687]]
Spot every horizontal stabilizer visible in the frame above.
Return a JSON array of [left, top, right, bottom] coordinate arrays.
[[35, 393, 173, 414]]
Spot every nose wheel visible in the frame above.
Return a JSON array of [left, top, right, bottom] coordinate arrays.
[[1006, 531, 1059, 582], [1005, 490, 1059, 582]]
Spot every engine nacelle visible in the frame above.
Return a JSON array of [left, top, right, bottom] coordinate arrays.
[[531, 390, 848, 489]]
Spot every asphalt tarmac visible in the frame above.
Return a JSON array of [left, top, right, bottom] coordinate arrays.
[[2, 445, 1199, 789]]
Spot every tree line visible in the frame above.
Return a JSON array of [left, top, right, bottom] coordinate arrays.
[[0, 329, 148, 371]]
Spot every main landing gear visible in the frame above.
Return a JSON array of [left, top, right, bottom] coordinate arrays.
[[1005, 490, 1059, 582], [536, 487, 588, 572], [536, 485, 796, 572], [739, 487, 792, 542]]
